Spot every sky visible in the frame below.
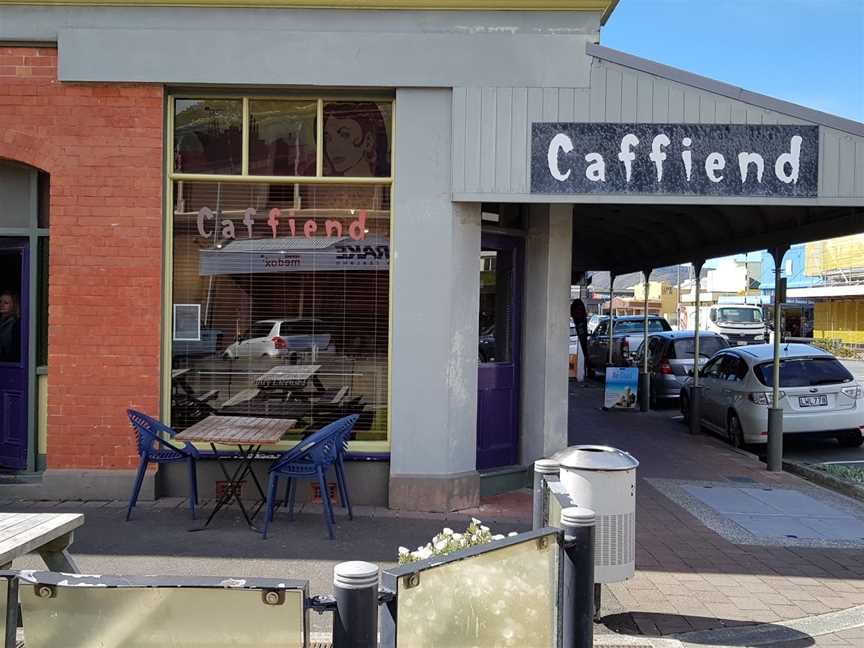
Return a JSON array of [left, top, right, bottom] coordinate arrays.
[[601, 0, 864, 270], [601, 0, 864, 123]]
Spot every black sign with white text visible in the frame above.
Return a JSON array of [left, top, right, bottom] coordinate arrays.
[[530, 123, 819, 197]]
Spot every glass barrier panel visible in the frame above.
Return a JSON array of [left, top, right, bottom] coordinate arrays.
[[0, 579, 7, 644], [396, 533, 559, 647], [20, 585, 305, 648]]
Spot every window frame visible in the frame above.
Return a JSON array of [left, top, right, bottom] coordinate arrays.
[[162, 92, 395, 454]]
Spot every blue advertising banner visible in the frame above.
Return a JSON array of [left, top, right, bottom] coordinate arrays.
[[531, 123, 819, 197], [604, 367, 639, 410]]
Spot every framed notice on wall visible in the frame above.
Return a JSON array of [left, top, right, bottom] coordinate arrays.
[[604, 367, 639, 410], [173, 304, 201, 342]]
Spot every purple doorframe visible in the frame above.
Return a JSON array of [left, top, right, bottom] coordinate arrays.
[[0, 238, 29, 470], [476, 233, 523, 470]]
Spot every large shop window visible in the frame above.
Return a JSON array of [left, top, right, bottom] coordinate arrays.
[[170, 97, 392, 448]]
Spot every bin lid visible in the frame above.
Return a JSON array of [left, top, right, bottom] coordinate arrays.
[[553, 445, 639, 471]]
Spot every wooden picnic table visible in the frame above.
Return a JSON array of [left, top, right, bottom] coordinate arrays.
[[255, 364, 321, 390], [177, 416, 297, 531], [0, 512, 83, 573]]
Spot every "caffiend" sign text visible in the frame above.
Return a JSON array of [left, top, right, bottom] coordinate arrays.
[[530, 123, 818, 197]]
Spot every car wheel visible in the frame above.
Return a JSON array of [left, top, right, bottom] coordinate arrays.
[[727, 412, 746, 449], [837, 430, 864, 448], [680, 392, 690, 421]]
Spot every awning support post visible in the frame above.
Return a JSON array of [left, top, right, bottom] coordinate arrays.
[[607, 272, 616, 368], [767, 245, 789, 472], [639, 268, 652, 412], [689, 260, 705, 435]]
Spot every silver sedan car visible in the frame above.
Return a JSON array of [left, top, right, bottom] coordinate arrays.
[[680, 344, 864, 448]]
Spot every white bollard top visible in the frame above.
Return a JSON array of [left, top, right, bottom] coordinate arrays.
[[561, 506, 596, 528], [334, 561, 380, 590], [534, 458, 560, 475]]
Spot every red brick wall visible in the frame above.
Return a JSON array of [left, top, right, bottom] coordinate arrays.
[[0, 47, 164, 469]]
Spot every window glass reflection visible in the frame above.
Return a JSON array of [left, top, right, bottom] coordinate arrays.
[[174, 99, 242, 175], [479, 249, 513, 364], [323, 102, 392, 178], [249, 100, 317, 177]]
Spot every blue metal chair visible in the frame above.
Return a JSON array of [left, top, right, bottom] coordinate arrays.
[[263, 415, 359, 540], [126, 409, 200, 521]]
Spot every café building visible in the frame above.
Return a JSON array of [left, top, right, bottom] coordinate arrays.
[[0, 1, 862, 510]]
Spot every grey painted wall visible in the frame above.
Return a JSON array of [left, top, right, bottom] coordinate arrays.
[[452, 57, 864, 203], [520, 204, 572, 464], [58, 28, 594, 88], [389, 87, 481, 478], [0, 6, 598, 88]]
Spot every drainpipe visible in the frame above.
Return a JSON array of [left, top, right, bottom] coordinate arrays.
[[689, 260, 705, 435], [640, 269, 651, 411], [767, 246, 789, 471]]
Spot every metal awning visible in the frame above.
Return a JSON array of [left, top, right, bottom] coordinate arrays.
[[573, 204, 864, 273]]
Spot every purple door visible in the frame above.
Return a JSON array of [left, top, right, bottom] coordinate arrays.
[[0, 240, 28, 470], [477, 234, 522, 470]]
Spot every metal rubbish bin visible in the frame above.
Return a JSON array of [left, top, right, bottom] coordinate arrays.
[[554, 445, 638, 583]]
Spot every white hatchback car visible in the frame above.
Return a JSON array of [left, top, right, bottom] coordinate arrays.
[[222, 318, 332, 359], [680, 344, 864, 448]]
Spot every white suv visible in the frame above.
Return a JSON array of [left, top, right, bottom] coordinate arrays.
[[222, 319, 333, 359], [681, 344, 864, 448]]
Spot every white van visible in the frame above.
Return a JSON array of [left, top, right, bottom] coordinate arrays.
[[705, 304, 766, 346]]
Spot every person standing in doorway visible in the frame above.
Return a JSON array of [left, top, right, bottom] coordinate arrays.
[[0, 291, 21, 363], [571, 298, 591, 379]]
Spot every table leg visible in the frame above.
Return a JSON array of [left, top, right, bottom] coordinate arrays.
[[36, 532, 80, 573], [193, 444, 260, 531], [230, 445, 269, 526]]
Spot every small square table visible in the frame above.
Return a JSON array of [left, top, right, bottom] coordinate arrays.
[[176, 416, 296, 531]]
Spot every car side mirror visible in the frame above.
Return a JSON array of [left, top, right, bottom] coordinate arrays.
[[687, 368, 695, 377]]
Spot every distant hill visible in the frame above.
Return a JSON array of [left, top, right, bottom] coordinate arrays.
[[587, 265, 706, 292]]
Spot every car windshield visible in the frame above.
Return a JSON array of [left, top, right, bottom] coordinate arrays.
[[613, 319, 670, 334], [671, 336, 729, 360], [716, 307, 762, 323], [755, 357, 854, 387]]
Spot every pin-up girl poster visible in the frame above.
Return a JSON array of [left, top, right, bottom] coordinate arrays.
[[323, 102, 391, 178]]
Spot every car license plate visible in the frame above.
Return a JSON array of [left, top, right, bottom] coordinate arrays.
[[799, 395, 828, 407], [736, 340, 748, 346]]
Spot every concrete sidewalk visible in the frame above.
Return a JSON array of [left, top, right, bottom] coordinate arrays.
[[569, 381, 864, 646], [4, 383, 864, 646]]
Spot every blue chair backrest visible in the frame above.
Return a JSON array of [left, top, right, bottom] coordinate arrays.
[[127, 409, 178, 459], [272, 415, 358, 472]]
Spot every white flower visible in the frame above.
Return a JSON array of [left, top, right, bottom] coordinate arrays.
[[471, 517, 482, 525], [442, 527, 454, 536], [480, 526, 490, 533], [452, 533, 463, 541], [398, 546, 409, 555], [416, 547, 433, 560], [434, 540, 447, 551]]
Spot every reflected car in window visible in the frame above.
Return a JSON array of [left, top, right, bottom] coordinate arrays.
[[222, 318, 333, 359], [680, 344, 864, 448], [633, 331, 729, 407]]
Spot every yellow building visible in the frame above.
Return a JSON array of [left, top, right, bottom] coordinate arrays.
[[804, 234, 864, 346], [632, 281, 679, 322]]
